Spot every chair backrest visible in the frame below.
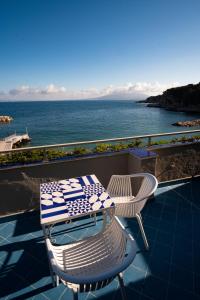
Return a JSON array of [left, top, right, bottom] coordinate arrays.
[[132, 173, 158, 214], [107, 173, 158, 217], [45, 216, 136, 293], [107, 175, 132, 198]]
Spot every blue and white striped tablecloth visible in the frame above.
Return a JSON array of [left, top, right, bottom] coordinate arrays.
[[40, 174, 114, 225]]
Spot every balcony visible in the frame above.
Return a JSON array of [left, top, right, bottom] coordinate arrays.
[[0, 177, 200, 299], [0, 130, 200, 299]]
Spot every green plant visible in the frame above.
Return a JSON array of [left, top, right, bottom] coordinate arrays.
[[0, 154, 8, 164], [94, 143, 112, 153], [185, 137, 195, 143], [179, 136, 187, 143], [46, 149, 67, 160], [73, 147, 89, 155], [193, 135, 200, 141], [128, 138, 142, 148], [111, 143, 128, 152], [151, 139, 169, 146], [12, 150, 44, 163], [134, 138, 142, 147], [171, 138, 179, 143]]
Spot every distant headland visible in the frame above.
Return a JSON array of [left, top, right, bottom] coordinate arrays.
[[140, 82, 200, 113]]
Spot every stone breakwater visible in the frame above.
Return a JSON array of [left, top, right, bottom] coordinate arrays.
[[0, 116, 13, 123], [172, 119, 200, 127]]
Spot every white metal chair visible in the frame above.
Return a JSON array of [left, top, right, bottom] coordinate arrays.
[[107, 173, 158, 250], [45, 216, 137, 300]]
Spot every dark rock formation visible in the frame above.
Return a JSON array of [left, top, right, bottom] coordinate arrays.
[[172, 119, 200, 127], [143, 82, 200, 113]]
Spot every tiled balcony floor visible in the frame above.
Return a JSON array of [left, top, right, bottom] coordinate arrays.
[[0, 178, 200, 300]]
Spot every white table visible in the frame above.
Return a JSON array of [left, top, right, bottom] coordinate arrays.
[[40, 174, 114, 236]]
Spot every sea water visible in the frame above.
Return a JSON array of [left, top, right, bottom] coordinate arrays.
[[0, 100, 200, 146]]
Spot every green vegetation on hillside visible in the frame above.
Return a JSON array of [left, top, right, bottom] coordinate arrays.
[[145, 82, 200, 112]]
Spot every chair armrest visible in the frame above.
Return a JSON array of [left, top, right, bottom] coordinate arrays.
[[129, 172, 156, 179], [132, 194, 154, 204]]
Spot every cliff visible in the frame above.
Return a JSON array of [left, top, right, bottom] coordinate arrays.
[[144, 82, 200, 113]]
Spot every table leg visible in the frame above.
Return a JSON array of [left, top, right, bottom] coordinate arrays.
[[101, 208, 115, 230], [42, 225, 51, 238], [102, 210, 107, 230], [93, 213, 97, 225], [42, 225, 47, 238], [65, 219, 72, 224]]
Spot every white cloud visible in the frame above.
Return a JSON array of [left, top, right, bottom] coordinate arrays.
[[41, 84, 66, 94], [0, 81, 179, 101], [0, 91, 5, 96]]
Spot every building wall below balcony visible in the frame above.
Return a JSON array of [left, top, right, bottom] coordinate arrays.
[[154, 143, 200, 181]]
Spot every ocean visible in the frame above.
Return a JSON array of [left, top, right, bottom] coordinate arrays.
[[0, 100, 200, 146]]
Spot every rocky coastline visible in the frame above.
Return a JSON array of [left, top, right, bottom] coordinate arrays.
[[172, 119, 200, 127], [141, 82, 200, 113]]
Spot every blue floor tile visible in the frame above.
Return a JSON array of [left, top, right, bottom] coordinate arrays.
[[148, 257, 170, 281], [169, 265, 194, 293], [172, 249, 193, 271], [167, 284, 200, 300], [194, 274, 200, 296], [142, 276, 168, 300], [132, 253, 149, 272], [0, 178, 200, 299], [123, 265, 146, 293], [156, 230, 174, 247]]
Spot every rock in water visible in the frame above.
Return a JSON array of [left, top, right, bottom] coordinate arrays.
[[0, 116, 13, 123], [172, 119, 200, 127]]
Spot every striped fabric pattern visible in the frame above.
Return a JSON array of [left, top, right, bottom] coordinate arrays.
[[40, 174, 114, 225]]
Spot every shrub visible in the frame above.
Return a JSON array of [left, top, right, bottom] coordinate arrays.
[[0, 149, 67, 166], [151, 139, 169, 146], [179, 136, 187, 143], [73, 147, 89, 155], [111, 143, 128, 152], [128, 139, 142, 148], [193, 135, 200, 141], [10, 150, 44, 163], [46, 149, 67, 160], [171, 138, 179, 143], [94, 143, 112, 153]]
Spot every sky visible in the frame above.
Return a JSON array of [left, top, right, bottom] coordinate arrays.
[[0, 0, 200, 100]]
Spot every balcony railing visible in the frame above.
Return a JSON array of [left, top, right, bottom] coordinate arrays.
[[0, 129, 200, 154]]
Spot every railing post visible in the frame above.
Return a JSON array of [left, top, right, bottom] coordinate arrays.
[[148, 137, 151, 147], [43, 149, 48, 162]]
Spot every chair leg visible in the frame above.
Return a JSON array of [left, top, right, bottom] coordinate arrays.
[[136, 213, 149, 250], [101, 210, 107, 231], [56, 275, 59, 287], [72, 289, 78, 300], [139, 212, 143, 223], [50, 272, 55, 287], [117, 273, 127, 300]]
